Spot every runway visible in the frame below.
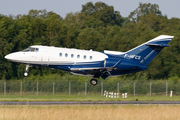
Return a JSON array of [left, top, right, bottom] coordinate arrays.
[[1, 101, 180, 105]]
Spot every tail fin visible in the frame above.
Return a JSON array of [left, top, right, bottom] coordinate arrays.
[[124, 35, 174, 65]]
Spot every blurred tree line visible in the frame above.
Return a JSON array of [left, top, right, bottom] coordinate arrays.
[[1, 2, 180, 80]]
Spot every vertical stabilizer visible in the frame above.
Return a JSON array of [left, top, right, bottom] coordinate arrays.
[[124, 35, 174, 65]]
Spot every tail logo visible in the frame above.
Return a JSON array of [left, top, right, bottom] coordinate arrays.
[[124, 54, 141, 60]]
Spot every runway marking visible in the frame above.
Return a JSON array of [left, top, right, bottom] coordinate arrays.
[[1, 101, 180, 105]]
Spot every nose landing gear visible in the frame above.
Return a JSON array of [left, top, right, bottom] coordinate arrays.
[[24, 65, 30, 77]]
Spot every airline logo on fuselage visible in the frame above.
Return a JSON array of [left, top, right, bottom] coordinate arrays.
[[124, 54, 141, 60]]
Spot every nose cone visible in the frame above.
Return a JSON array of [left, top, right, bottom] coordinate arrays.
[[5, 52, 21, 62], [5, 54, 13, 60]]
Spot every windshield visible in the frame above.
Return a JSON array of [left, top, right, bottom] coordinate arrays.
[[22, 47, 31, 52], [22, 47, 39, 52]]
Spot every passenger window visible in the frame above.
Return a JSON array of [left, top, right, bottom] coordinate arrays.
[[90, 56, 92, 60], [35, 48, 39, 52], [71, 54, 74, 58], [77, 55, 80, 59], [84, 55, 86, 59], [59, 53, 62, 57], [65, 53, 68, 57]]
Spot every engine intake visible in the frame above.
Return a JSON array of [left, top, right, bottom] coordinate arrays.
[[104, 58, 121, 67]]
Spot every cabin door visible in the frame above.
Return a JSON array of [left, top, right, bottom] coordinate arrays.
[[41, 51, 49, 66]]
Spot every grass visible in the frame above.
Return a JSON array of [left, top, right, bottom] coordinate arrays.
[[0, 105, 180, 120], [0, 95, 180, 101], [0, 94, 180, 120]]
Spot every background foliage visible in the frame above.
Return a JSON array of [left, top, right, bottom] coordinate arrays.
[[1, 2, 180, 80]]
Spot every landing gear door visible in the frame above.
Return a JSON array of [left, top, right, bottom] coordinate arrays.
[[41, 51, 49, 66]]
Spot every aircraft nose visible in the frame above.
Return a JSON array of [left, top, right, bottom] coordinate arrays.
[[5, 53, 14, 60], [4, 52, 20, 61]]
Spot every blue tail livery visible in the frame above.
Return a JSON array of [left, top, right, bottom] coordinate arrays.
[[124, 35, 173, 65]]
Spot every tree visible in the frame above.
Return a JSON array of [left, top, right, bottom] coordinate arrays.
[[129, 3, 162, 22], [0, 16, 16, 79], [1, 2, 180, 80], [81, 2, 94, 16], [76, 28, 103, 51], [81, 2, 123, 26]]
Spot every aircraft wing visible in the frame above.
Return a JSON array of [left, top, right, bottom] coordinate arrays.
[[70, 67, 118, 78], [70, 67, 117, 72]]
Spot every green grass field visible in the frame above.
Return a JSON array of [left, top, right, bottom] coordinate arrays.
[[0, 95, 180, 101]]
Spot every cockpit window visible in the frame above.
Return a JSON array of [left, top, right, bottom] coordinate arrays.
[[30, 48, 35, 52], [22, 47, 39, 52], [22, 47, 31, 52]]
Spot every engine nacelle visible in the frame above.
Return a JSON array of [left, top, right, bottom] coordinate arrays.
[[104, 58, 148, 71], [104, 58, 120, 67]]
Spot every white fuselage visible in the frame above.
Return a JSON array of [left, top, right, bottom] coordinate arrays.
[[5, 45, 109, 68]]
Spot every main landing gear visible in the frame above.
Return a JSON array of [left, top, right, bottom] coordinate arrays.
[[24, 65, 30, 77], [90, 73, 100, 86], [90, 78, 98, 86]]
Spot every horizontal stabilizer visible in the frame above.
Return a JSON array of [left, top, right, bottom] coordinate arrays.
[[146, 44, 170, 47]]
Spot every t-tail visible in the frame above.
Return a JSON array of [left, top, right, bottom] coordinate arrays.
[[124, 35, 174, 65]]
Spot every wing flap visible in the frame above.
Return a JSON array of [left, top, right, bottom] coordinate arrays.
[[70, 67, 117, 72]]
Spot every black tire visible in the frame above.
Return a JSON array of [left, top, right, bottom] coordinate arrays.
[[90, 79, 98, 86]]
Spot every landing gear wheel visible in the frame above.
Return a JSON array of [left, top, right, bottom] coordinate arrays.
[[24, 72, 28, 77], [90, 79, 98, 86], [24, 65, 30, 77]]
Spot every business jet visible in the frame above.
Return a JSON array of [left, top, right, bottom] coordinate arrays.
[[5, 35, 174, 85]]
